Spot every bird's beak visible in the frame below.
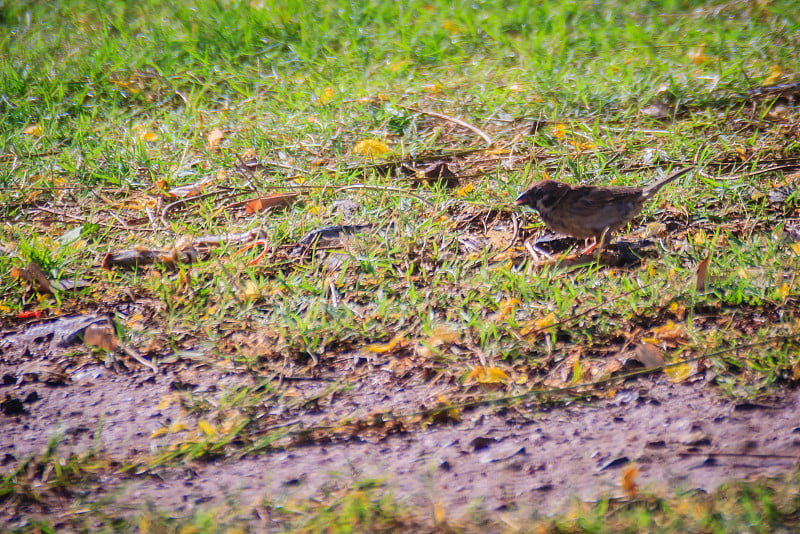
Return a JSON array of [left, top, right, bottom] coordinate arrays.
[[514, 192, 528, 206]]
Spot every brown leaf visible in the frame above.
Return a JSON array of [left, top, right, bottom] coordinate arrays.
[[632, 343, 665, 368], [696, 253, 711, 292], [207, 128, 225, 150], [244, 193, 298, 214], [84, 322, 119, 351], [10, 263, 54, 295]]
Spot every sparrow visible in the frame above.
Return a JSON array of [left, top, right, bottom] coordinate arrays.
[[514, 166, 693, 252]]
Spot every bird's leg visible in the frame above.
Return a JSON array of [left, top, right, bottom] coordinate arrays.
[[579, 237, 598, 256], [579, 228, 611, 256]]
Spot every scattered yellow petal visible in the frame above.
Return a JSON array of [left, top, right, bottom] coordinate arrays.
[[553, 123, 567, 139], [308, 203, 324, 215], [22, 124, 43, 136], [422, 83, 442, 93], [455, 183, 474, 197], [307, 116, 317, 123], [763, 64, 782, 86], [206, 128, 224, 150], [353, 139, 391, 156], [790, 242, 800, 256]]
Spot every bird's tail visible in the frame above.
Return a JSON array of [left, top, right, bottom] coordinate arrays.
[[642, 166, 694, 197]]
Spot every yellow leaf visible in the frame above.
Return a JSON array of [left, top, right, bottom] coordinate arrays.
[[465, 365, 510, 384], [569, 139, 597, 151], [777, 283, 791, 299], [693, 231, 706, 245], [242, 280, 261, 300], [455, 183, 474, 197], [197, 420, 217, 436], [621, 465, 639, 497], [520, 312, 557, 336], [426, 326, 460, 347], [156, 393, 176, 410], [22, 124, 43, 136], [168, 420, 189, 433], [139, 130, 158, 142], [207, 128, 224, 150], [389, 59, 412, 72], [763, 64, 782, 85], [365, 334, 406, 353], [433, 501, 446, 525], [149, 427, 168, 438], [664, 360, 697, 382], [353, 139, 391, 156], [689, 43, 712, 64], [441, 19, 463, 35], [422, 83, 442, 93], [650, 320, 686, 342], [790, 242, 800, 256], [317, 86, 335, 105]]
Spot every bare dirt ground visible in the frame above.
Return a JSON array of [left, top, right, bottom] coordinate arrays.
[[2, 321, 799, 525]]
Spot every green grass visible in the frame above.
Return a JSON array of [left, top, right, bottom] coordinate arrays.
[[2, 0, 800, 530]]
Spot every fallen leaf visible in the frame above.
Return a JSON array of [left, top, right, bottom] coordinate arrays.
[[365, 334, 406, 354], [689, 43, 712, 64], [455, 183, 474, 197], [84, 322, 119, 351], [664, 360, 698, 382], [763, 64, 783, 86], [353, 139, 391, 156], [649, 320, 687, 343], [167, 176, 215, 198], [244, 193, 298, 214], [621, 465, 639, 496], [696, 253, 711, 292], [22, 124, 43, 137], [465, 365, 511, 385], [10, 263, 53, 295], [207, 128, 225, 150]]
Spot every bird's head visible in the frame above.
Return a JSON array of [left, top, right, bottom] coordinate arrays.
[[514, 180, 570, 212]]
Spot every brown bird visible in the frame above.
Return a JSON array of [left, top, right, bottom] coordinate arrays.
[[514, 166, 693, 253]]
